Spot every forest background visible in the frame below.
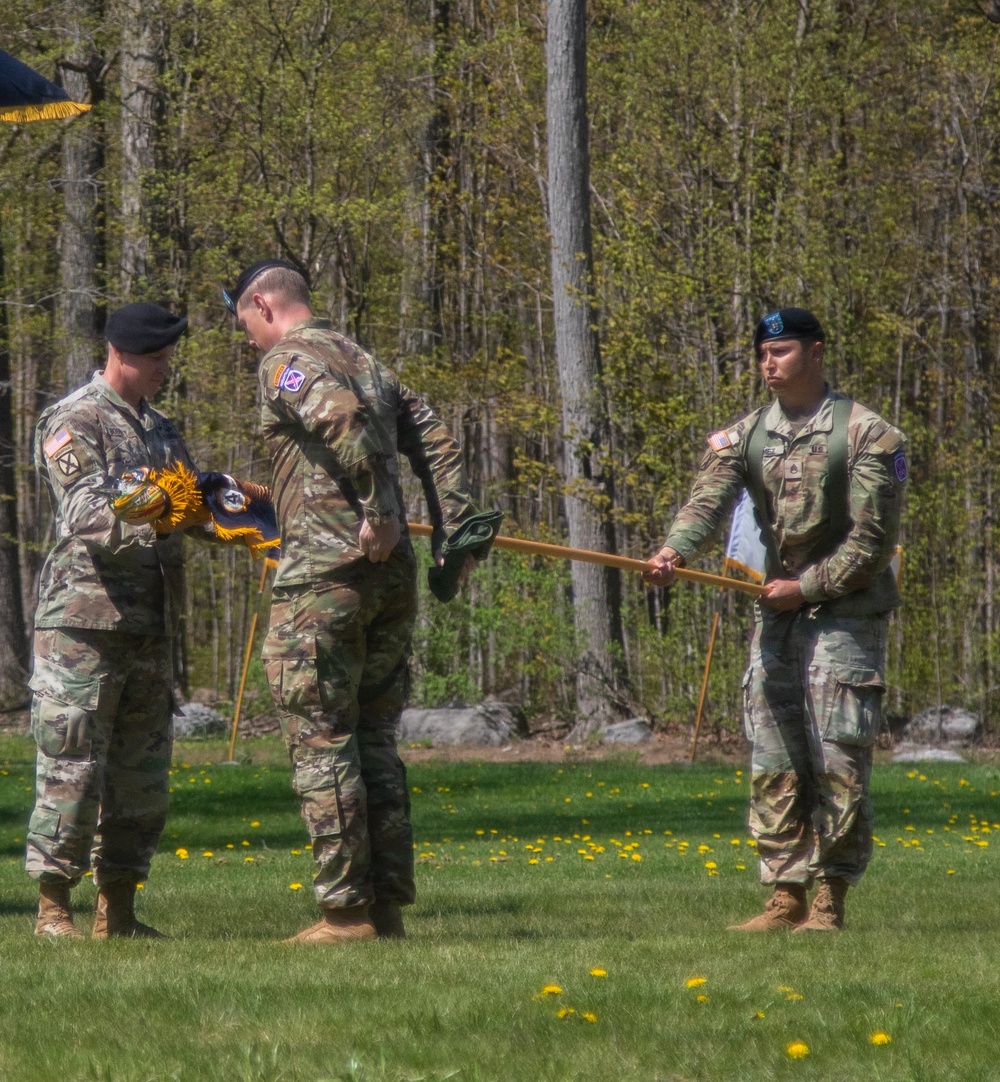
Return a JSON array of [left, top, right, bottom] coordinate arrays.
[[1, 0, 999, 736]]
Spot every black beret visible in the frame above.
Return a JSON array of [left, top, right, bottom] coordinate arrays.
[[753, 307, 825, 352], [106, 302, 188, 354], [223, 259, 303, 312]]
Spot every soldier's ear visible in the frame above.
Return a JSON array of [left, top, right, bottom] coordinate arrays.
[[251, 292, 272, 322]]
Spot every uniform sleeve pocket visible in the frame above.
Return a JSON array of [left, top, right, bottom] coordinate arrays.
[[822, 667, 885, 747], [28, 658, 102, 759]]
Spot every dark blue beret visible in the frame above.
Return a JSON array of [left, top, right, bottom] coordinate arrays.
[[753, 307, 825, 352], [106, 302, 188, 354], [223, 259, 303, 312]]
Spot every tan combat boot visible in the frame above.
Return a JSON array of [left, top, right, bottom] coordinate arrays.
[[727, 883, 809, 931], [92, 882, 166, 939], [284, 904, 377, 945], [370, 900, 405, 940], [35, 882, 84, 938], [794, 877, 848, 932]]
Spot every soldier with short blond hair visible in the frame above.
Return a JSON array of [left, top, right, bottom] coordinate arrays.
[[225, 260, 491, 944], [645, 308, 907, 932]]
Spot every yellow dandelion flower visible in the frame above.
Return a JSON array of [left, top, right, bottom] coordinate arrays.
[[590, 967, 607, 978], [556, 1007, 575, 1019], [289, 882, 303, 891], [870, 1032, 891, 1046], [686, 977, 707, 988], [704, 861, 717, 870], [785, 1040, 809, 1059], [581, 1011, 598, 1023], [244, 856, 254, 863], [696, 994, 709, 1003], [202, 851, 213, 858], [786, 993, 804, 1001], [175, 848, 189, 860], [754, 1011, 766, 1019], [250, 820, 260, 827], [539, 984, 563, 996]]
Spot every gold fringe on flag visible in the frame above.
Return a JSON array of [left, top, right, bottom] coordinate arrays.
[[149, 461, 211, 532], [0, 101, 91, 123]]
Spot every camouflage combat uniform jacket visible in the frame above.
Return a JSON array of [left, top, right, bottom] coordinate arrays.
[[34, 372, 196, 635], [258, 318, 477, 584], [663, 387, 906, 611]]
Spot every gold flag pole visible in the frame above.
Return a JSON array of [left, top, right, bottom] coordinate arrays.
[[225, 558, 272, 764], [406, 522, 764, 598], [689, 562, 733, 763]]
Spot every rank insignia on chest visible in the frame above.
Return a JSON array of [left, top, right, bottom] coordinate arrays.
[[43, 428, 73, 458], [707, 430, 732, 452], [277, 367, 306, 393]]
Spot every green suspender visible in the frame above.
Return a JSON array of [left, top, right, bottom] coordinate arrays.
[[744, 396, 854, 580]]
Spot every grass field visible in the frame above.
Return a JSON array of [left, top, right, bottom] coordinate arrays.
[[1, 734, 998, 1082]]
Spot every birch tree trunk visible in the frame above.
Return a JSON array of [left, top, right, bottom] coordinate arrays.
[[58, 7, 104, 390], [546, 0, 626, 736], [120, 0, 159, 296]]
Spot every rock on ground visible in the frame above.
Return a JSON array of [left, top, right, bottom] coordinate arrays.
[[903, 705, 980, 746], [172, 702, 228, 738], [399, 703, 528, 747], [892, 745, 965, 763], [598, 718, 653, 744]]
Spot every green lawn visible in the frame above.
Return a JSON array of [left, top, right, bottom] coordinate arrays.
[[1, 734, 998, 1082]]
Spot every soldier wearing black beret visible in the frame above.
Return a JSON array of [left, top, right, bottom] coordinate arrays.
[[26, 301, 199, 939]]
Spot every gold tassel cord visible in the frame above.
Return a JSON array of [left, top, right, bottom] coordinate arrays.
[[149, 462, 211, 532]]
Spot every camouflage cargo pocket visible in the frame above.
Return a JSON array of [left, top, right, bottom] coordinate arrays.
[[28, 658, 101, 759], [27, 804, 61, 839], [822, 667, 885, 747], [292, 747, 346, 837]]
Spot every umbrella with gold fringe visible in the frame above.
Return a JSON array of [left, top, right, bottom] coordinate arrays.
[[0, 49, 91, 123]]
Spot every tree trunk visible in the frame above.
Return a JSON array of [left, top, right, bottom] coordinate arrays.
[[0, 238, 29, 710], [120, 0, 160, 297], [58, 6, 105, 390], [546, 0, 626, 736]]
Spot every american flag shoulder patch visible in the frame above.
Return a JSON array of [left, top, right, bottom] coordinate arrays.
[[43, 428, 73, 458], [707, 429, 733, 452]]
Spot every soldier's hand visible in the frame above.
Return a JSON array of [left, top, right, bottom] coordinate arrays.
[[359, 516, 401, 562], [760, 577, 806, 611], [642, 546, 683, 587], [110, 468, 170, 525]]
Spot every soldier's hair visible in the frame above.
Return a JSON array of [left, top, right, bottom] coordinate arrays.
[[237, 266, 310, 311]]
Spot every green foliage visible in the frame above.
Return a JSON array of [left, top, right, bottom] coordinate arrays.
[[4, 1, 1000, 724]]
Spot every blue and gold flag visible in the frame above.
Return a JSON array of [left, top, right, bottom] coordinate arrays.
[[0, 49, 90, 123]]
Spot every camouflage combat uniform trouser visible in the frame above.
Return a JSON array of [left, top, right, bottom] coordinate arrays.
[[743, 605, 887, 887], [25, 627, 174, 886], [262, 549, 418, 910]]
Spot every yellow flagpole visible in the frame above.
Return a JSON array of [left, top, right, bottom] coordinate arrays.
[[226, 558, 271, 763], [689, 563, 733, 763], [406, 522, 764, 598]]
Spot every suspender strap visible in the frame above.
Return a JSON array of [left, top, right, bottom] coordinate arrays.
[[825, 396, 853, 547], [744, 396, 854, 579], [744, 411, 784, 579]]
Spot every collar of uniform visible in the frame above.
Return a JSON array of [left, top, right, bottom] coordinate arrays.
[[765, 384, 836, 441], [92, 370, 147, 421]]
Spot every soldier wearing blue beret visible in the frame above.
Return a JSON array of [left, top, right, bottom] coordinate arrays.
[[645, 308, 908, 933]]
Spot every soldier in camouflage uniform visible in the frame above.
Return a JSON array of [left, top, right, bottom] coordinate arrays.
[[224, 260, 482, 944], [28, 302, 199, 938], [645, 308, 907, 932]]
